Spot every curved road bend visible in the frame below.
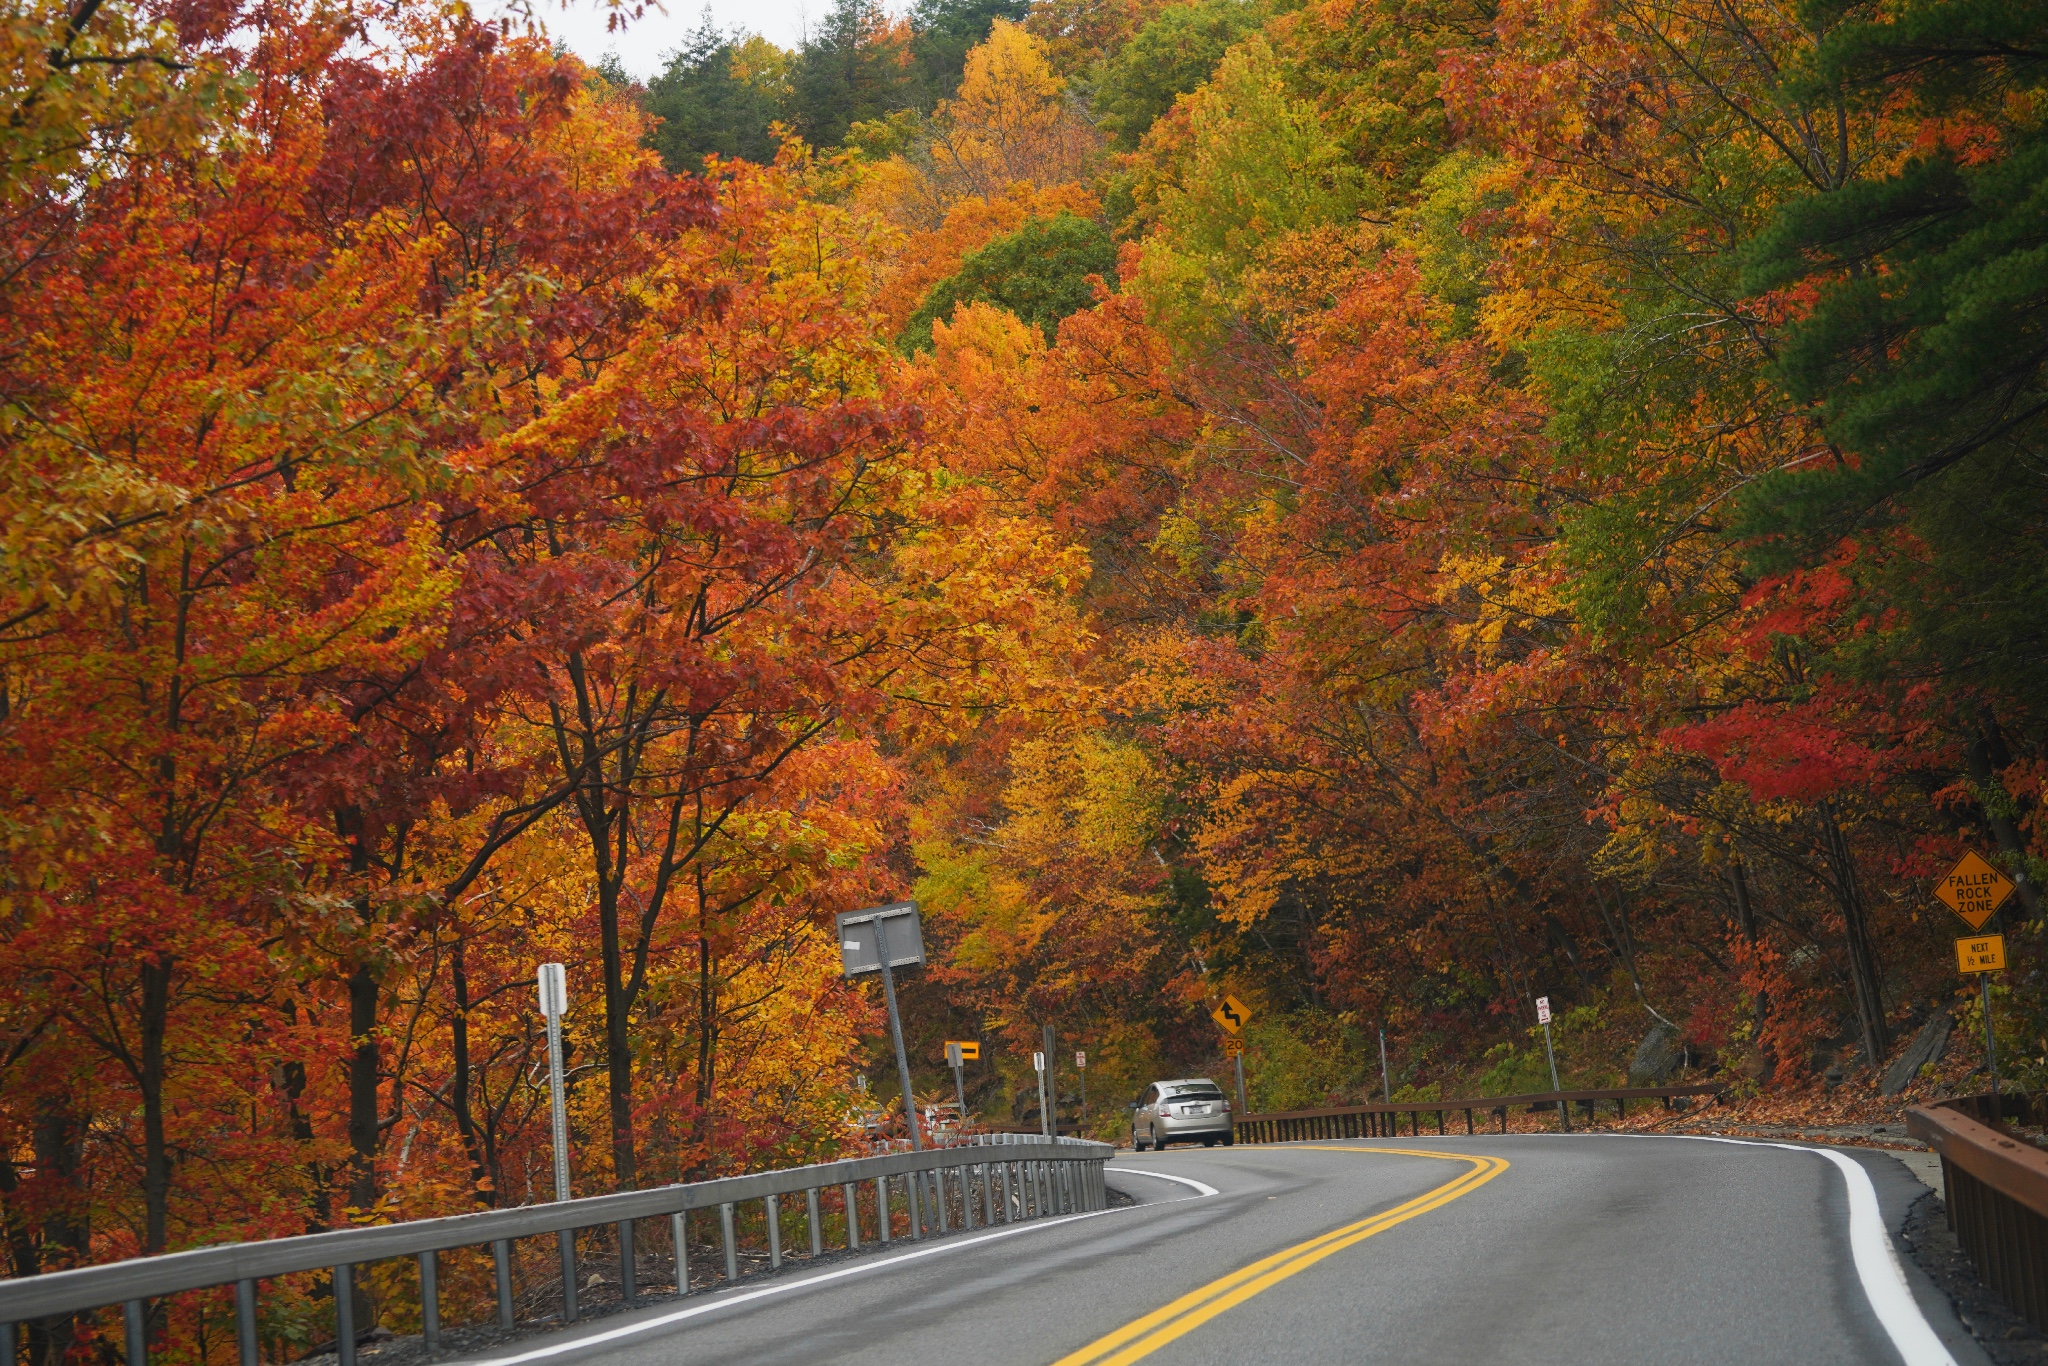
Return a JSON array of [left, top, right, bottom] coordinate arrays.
[[447, 1136, 1987, 1366]]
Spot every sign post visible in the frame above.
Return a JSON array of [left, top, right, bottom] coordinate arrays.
[[837, 902, 928, 1153], [944, 1041, 979, 1118], [536, 963, 576, 1320], [1938, 852, 2018, 1106], [536, 964, 571, 1201], [1042, 1024, 1057, 1136], [1076, 1050, 1088, 1131], [1210, 996, 1253, 1115], [1536, 995, 1567, 1132], [1378, 1027, 1392, 1104]]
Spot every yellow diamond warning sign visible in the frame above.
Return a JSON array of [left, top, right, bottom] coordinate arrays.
[[1210, 995, 1252, 1035], [1935, 850, 2015, 930]]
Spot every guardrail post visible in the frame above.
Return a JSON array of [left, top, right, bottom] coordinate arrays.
[[124, 1299, 146, 1366], [807, 1188, 823, 1256], [766, 1196, 782, 1269], [419, 1251, 439, 1351], [907, 1172, 924, 1241], [558, 1230, 577, 1323], [335, 1264, 355, 1366], [619, 1218, 637, 1305], [493, 1239, 514, 1327], [671, 1211, 690, 1295], [235, 1278, 259, 1366], [719, 1203, 739, 1282], [982, 1164, 996, 1225], [843, 1183, 860, 1249], [875, 1177, 891, 1244]]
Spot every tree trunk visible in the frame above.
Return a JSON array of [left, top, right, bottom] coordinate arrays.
[[450, 937, 492, 1206], [599, 868, 638, 1191], [1819, 805, 1889, 1065], [139, 954, 172, 1254], [347, 962, 380, 1210], [8, 1098, 90, 1364], [1727, 858, 1773, 1083]]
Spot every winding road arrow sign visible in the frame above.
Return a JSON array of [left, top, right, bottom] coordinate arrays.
[[1211, 995, 1252, 1035]]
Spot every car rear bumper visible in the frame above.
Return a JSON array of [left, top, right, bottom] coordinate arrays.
[[1158, 1113, 1231, 1137]]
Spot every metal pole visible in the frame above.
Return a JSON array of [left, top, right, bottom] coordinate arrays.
[[1078, 1051, 1087, 1132], [1034, 1050, 1049, 1139], [1233, 1052, 1246, 1117], [953, 1060, 966, 1118], [1984, 971, 2002, 1105], [335, 1265, 355, 1366], [1540, 1017, 1568, 1132], [1379, 1028, 1392, 1103], [1043, 1024, 1056, 1136], [538, 964, 571, 1202], [873, 918, 921, 1152]]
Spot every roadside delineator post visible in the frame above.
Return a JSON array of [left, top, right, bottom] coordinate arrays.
[[1536, 995, 1568, 1132]]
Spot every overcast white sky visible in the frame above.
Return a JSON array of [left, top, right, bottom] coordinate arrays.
[[520, 0, 907, 80]]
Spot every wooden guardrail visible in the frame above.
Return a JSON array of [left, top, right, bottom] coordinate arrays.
[[1907, 1094, 2048, 1329], [1234, 1083, 1725, 1143]]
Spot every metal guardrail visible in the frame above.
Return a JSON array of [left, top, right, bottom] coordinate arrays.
[[1233, 1084, 1725, 1143], [0, 1135, 1111, 1366], [1907, 1094, 2048, 1329]]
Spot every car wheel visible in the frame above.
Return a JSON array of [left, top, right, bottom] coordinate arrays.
[[1202, 1137, 1216, 1147], [1222, 1132, 1235, 1146], [1132, 1131, 1148, 1152], [1154, 1135, 1170, 1151]]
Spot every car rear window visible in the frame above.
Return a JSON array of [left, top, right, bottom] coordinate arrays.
[[1168, 1086, 1224, 1099]]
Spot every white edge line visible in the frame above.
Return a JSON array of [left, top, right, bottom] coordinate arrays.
[[456, 1198, 1166, 1366], [1608, 1133, 1956, 1366], [1104, 1167, 1221, 1198]]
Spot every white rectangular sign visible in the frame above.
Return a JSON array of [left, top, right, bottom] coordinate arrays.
[[834, 901, 925, 977], [1075, 1050, 1086, 1069], [1535, 995, 1552, 1025], [1032, 1051, 1045, 1072], [537, 962, 567, 1018]]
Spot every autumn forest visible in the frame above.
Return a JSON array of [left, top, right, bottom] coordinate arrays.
[[2, 0, 2045, 1344]]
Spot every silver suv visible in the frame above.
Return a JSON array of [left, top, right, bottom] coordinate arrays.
[[1132, 1077, 1234, 1150]]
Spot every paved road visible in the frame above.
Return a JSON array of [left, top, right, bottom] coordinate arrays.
[[450, 1135, 1987, 1366]]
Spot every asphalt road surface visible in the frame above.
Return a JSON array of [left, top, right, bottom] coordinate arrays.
[[447, 1135, 1987, 1366]]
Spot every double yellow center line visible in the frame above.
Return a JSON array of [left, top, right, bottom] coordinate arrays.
[[1055, 1146, 1509, 1366]]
